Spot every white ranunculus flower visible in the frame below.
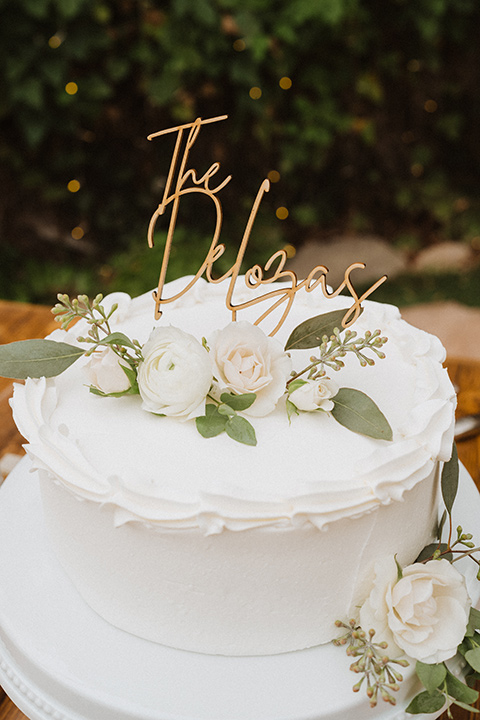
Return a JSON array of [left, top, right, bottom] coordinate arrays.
[[288, 377, 339, 412], [359, 556, 471, 664], [84, 346, 132, 395], [137, 326, 212, 420], [209, 321, 291, 417]]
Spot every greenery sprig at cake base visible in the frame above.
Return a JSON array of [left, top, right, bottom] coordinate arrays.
[[335, 446, 480, 717]]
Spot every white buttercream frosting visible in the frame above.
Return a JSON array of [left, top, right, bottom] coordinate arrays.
[[12, 277, 455, 534], [10, 277, 457, 655]]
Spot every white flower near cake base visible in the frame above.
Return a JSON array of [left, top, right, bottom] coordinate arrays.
[[288, 377, 339, 412], [84, 346, 132, 394], [138, 326, 212, 420], [209, 321, 291, 417], [359, 556, 471, 664]]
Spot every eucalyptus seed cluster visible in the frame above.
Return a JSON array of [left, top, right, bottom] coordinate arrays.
[[53, 293, 114, 340], [334, 619, 409, 708], [288, 329, 387, 388], [315, 328, 387, 375], [52, 293, 143, 364], [449, 526, 480, 579]]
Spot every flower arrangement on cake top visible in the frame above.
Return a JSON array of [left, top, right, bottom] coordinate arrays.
[[335, 447, 480, 717], [0, 293, 392, 446]]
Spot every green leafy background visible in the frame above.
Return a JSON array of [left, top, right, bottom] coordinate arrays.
[[2, 0, 480, 303]]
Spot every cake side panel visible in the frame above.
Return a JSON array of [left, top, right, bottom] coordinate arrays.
[[38, 466, 440, 656]]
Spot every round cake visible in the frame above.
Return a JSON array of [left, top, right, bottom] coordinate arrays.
[[11, 276, 456, 656]]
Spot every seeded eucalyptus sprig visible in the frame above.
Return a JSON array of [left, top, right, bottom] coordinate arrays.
[[286, 325, 387, 388], [416, 446, 480, 579], [52, 293, 143, 366], [284, 309, 392, 441], [335, 617, 480, 716], [333, 619, 409, 708], [52, 293, 114, 339], [407, 446, 480, 714]]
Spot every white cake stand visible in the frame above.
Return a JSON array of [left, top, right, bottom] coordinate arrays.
[[0, 458, 478, 720]]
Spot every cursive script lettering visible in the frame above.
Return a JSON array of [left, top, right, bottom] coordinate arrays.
[[147, 116, 387, 335]]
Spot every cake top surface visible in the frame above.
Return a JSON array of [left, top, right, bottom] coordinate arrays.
[[12, 276, 455, 533]]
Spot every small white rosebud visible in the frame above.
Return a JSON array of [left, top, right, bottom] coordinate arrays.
[[84, 346, 131, 395], [288, 377, 339, 413]]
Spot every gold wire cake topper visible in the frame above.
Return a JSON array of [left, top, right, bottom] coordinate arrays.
[[147, 115, 387, 336]]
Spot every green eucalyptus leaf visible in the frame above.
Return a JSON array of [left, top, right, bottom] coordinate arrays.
[[218, 403, 236, 417], [416, 661, 447, 692], [445, 669, 479, 704], [436, 509, 447, 541], [450, 699, 480, 712], [465, 669, 480, 686], [195, 404, 227, 438], [468, 608, 480, 633], [225, 415, 257, 446], [415, 543, 452, 563], [405, 690, 445, 714], [441, 444, 459, 514], [465, 647, 480, 673], [284, 308, 357, 350], [101, 332, 138, 351], [331, 388, 393, 440], [394, 554, 403, 581], [120, 363, 139, 392], [89, 384, 138, 398], [287, 379, 308, 394], [220, 392, 256, 411], [0, 339, 84, 379], [286, 398, 299, 422]]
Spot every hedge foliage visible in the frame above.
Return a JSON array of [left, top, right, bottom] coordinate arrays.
[[2, 0, 480, 300]]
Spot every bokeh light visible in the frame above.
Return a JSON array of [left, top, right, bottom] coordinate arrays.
[[268, 170, 281, 183], [65, 82, 78, 95], [48, 34, 62, 49], [424, 99, 438, 113], [71, 226, 85, 240]]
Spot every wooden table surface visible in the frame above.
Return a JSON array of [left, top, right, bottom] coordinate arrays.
[[0, 300, 479, 720]]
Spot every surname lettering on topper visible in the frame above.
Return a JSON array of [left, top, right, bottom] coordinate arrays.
[[147, 115, 387, 335]]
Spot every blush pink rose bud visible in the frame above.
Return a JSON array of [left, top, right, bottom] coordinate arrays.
[[209, 321, 291, 417]]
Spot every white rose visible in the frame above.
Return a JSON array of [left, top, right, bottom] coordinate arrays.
[[84, 346, 132, 395], [359, 556, 471, 664], [209, 321, 291, 417], [138, 326, 212, 420], [288, 377, 339, 412]]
